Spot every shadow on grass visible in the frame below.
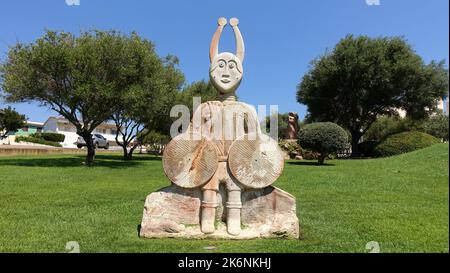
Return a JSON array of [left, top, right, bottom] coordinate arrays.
[[0, 154, 161, 168], [96, 154, 162, 161], [286, 161, 335, 166]]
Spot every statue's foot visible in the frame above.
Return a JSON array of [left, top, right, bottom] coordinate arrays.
[[201, 220, 215, 234], [227, 221, 241, 236]]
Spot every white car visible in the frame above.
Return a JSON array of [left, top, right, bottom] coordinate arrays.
[[76, 134, 110, 149]]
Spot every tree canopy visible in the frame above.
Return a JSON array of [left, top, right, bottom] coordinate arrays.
[[177, 80, 218, 115], [111, 55, 184, 160], [0, 107, 26, 139], [297, 35, 449, 157], [1, 29, 182, 165]]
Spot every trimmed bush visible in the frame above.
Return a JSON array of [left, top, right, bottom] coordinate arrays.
[[372, 131, 439, 157], [364, 116, 411, 142], [298, 122, 349, 164], [32, 132, 65, 142], [15, 136, 62, 147], [358, 141, 380, 157]]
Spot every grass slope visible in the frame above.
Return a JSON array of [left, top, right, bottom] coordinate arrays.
[[0, 144, 448, 253]]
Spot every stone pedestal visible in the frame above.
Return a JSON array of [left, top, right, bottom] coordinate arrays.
[[140, 184, 299, 239]]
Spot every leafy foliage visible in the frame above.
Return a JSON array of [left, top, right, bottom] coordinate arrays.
[[15, 136, 62, 147], [365, 114, 449, 143], [1, 29, 181, 165], [0, 107, 25, 139], [298, 122, 349, 164], [372, 131, 440, 157], [297, 35, 449, 156], [111, 54, 184, 160], [32, 132, 66, 142], [279, 139, 302, 159], [177, 80, 218, 115], [139, 130, 171, 155], [420, 113, 449, 141], [364, 116, 411, 142]]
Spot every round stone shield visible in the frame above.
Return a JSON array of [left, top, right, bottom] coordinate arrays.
[[228, 133, 284, 189], [163, 133, 218, 188]]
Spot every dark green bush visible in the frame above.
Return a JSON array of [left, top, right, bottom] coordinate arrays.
[[358, 141, 380, 157], [372, 131, 440, 157], [364, 116, 411, 142], [32, 132, 65, 142], [298, 122, 349, 164], [15, 136, 62, 147]]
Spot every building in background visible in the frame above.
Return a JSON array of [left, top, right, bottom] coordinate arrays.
[[42, 117, 118, 148], [12, 121, 44, 136], [0, 121, 44, 145], [395, 97, 448, 118]]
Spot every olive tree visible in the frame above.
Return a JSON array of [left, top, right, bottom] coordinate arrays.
[[297, 35, 449, 157], [1, 29, 179, 165], [0, 107, 25, 139]]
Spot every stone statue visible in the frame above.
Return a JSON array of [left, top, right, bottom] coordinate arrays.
[[140, 18, 299, 239], [285, 112, 299, 140]]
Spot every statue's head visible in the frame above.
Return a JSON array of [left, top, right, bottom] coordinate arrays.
[[209, 18, 245, 95]]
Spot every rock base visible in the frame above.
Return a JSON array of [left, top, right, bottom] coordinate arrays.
[[139, 184, 299, 239]]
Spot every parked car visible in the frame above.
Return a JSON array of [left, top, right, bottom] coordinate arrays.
[[76, 134, 109, 149]]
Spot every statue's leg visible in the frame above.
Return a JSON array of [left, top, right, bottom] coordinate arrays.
[[200, 173, 219, 234], [224, 169, 242, 236]]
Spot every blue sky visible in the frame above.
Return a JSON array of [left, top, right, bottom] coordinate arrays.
[[0, 0, 448, 123]]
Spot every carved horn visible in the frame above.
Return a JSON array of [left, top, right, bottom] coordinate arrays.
[[230, 18, 245, 62], [210, 17, 227, 62]]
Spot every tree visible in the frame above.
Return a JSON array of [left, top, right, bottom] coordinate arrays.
[[421, 113, 449, 141], [0, 107, 26, 140], [297, 35, 449, 157], [139, 130, 171, 155], [177, 80, 219, 114], [364, 116, 411, 142], [0, 29, 177, 165], [364, 113, 449, 142], [111, 55, 184, 160], [298, 122, 349, 164]]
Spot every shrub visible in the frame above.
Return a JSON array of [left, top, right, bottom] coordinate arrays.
[[279, 140, 302, 159], [32, 132, 65, 142], [298, 122, 349, 164], [421, 113, 449, 141], [358, 141, 380, 157], [15, 136, 62, 147], [372, 131, 439, 157], [140, 131, 171, 155], [364, 116, 411, 141]]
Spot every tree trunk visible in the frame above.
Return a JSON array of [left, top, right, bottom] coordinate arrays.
[[351, 132, 362, 158], [122, 143, 132, 160], [318, 154, 327, 165], [127, 143, 139, 160], [81, 133, 95, 166]]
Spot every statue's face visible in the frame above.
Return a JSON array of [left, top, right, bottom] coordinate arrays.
[[209, 52, 243, 94]]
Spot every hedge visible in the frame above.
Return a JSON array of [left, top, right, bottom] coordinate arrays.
[[15, 136, 62, 147], [32, 132, 65, 142], [372, 131, 440, 157]]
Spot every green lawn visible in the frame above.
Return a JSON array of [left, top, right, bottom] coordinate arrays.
[[0, 144, 448, 253]]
